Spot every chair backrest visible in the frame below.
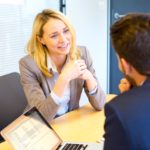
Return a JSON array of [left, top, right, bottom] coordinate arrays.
[[0, 72, 27, 142]]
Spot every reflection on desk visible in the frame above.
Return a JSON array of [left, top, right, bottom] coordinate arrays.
[[0, 94, 116, 150]]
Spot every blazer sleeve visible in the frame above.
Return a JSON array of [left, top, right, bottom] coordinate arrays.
[[103, 102, 130, 150], [79, 46, 106, 110], [19, 56, 59, 122]]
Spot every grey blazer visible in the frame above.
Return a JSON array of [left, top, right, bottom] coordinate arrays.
[[19, 46, 106, 121]]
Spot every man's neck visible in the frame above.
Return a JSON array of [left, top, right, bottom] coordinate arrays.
[[134, 73, 147, 86]]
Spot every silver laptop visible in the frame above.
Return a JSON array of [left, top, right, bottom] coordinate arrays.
[[1, 107, 103, 150]]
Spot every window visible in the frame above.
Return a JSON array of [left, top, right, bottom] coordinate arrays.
[[0, 0, 60, 75]]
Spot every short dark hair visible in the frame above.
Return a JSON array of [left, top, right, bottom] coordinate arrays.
[[110, 13, 150, 75]]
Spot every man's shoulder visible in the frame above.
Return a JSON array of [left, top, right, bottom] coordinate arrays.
[[106, 92, 130, 107], [107, 92, 131, 108], [106, 85, 150, 113]]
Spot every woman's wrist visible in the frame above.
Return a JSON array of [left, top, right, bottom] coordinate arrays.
[[59, 73, 70, 84], [85, 75, 97, 92], [53, 74, 70, 97]]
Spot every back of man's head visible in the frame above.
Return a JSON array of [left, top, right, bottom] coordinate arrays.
[[111, 13, 150, 76]]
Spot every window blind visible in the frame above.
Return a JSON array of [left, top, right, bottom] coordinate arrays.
[[0, 0, 60, 75]]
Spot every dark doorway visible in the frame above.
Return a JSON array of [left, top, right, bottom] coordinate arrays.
[[109, 0, 150, 94]]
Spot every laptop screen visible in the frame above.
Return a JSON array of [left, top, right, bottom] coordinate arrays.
[[1, 107, 62, 150]]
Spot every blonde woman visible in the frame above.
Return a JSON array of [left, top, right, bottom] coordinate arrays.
[[19, 9, 105, 121]]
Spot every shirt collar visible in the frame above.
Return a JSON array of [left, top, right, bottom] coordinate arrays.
[[47, 55, 57, 73], [142, 76, 150, 86], [47, 55, 70, 73]]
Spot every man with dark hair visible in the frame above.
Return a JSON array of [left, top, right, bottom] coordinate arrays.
[[103, 13, 150, 150]]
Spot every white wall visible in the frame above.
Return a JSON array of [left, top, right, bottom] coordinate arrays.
[[66, 0, 108, 105]]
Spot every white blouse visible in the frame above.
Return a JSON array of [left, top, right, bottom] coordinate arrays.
[[47, 55, 70, 116]]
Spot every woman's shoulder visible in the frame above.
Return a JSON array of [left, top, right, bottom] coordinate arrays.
[[19, 55, 37, 69], [19, 55, 34, 64], [77, 45, 87, 52], [77, 45, 91, 59], [77, 45, 89, 56], [20, 55, 32, 61], [19, 55, 41, 74]]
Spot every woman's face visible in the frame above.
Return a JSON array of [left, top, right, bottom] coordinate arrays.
[[40, 18, 72, 57]]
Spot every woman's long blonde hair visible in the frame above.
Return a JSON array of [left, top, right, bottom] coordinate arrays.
[[27, 9, 80, 77]]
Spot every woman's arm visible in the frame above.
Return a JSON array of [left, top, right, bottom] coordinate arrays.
[[19, 56, 59, 122], [79, 46, 106, 110]]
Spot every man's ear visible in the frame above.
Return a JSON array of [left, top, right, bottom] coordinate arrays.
[[120, 58, 132, 75], [37, 35, 45, 45]]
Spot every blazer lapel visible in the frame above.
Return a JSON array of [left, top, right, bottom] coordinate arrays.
[[69, 79, 77, 110], [45, 76, 54, 94]]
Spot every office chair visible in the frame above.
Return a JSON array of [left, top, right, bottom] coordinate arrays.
[[0, 72, 27, 142]]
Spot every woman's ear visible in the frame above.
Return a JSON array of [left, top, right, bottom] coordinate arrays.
[[37, 35, 45, 45]]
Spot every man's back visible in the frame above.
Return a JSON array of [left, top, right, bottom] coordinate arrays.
[[104, 78, 150, 150]]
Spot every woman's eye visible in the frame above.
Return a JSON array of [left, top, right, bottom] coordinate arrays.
[[50, 34, 58, 39], [63, 29, 69, 34]]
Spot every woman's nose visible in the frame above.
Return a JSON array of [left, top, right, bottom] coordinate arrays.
[[59, 33, 66, 43]]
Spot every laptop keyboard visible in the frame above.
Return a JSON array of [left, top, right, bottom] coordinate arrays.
[[61, 143, 88, 150]]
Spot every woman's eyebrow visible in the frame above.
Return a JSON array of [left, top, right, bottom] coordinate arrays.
[[48, 31, 58, 37]]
